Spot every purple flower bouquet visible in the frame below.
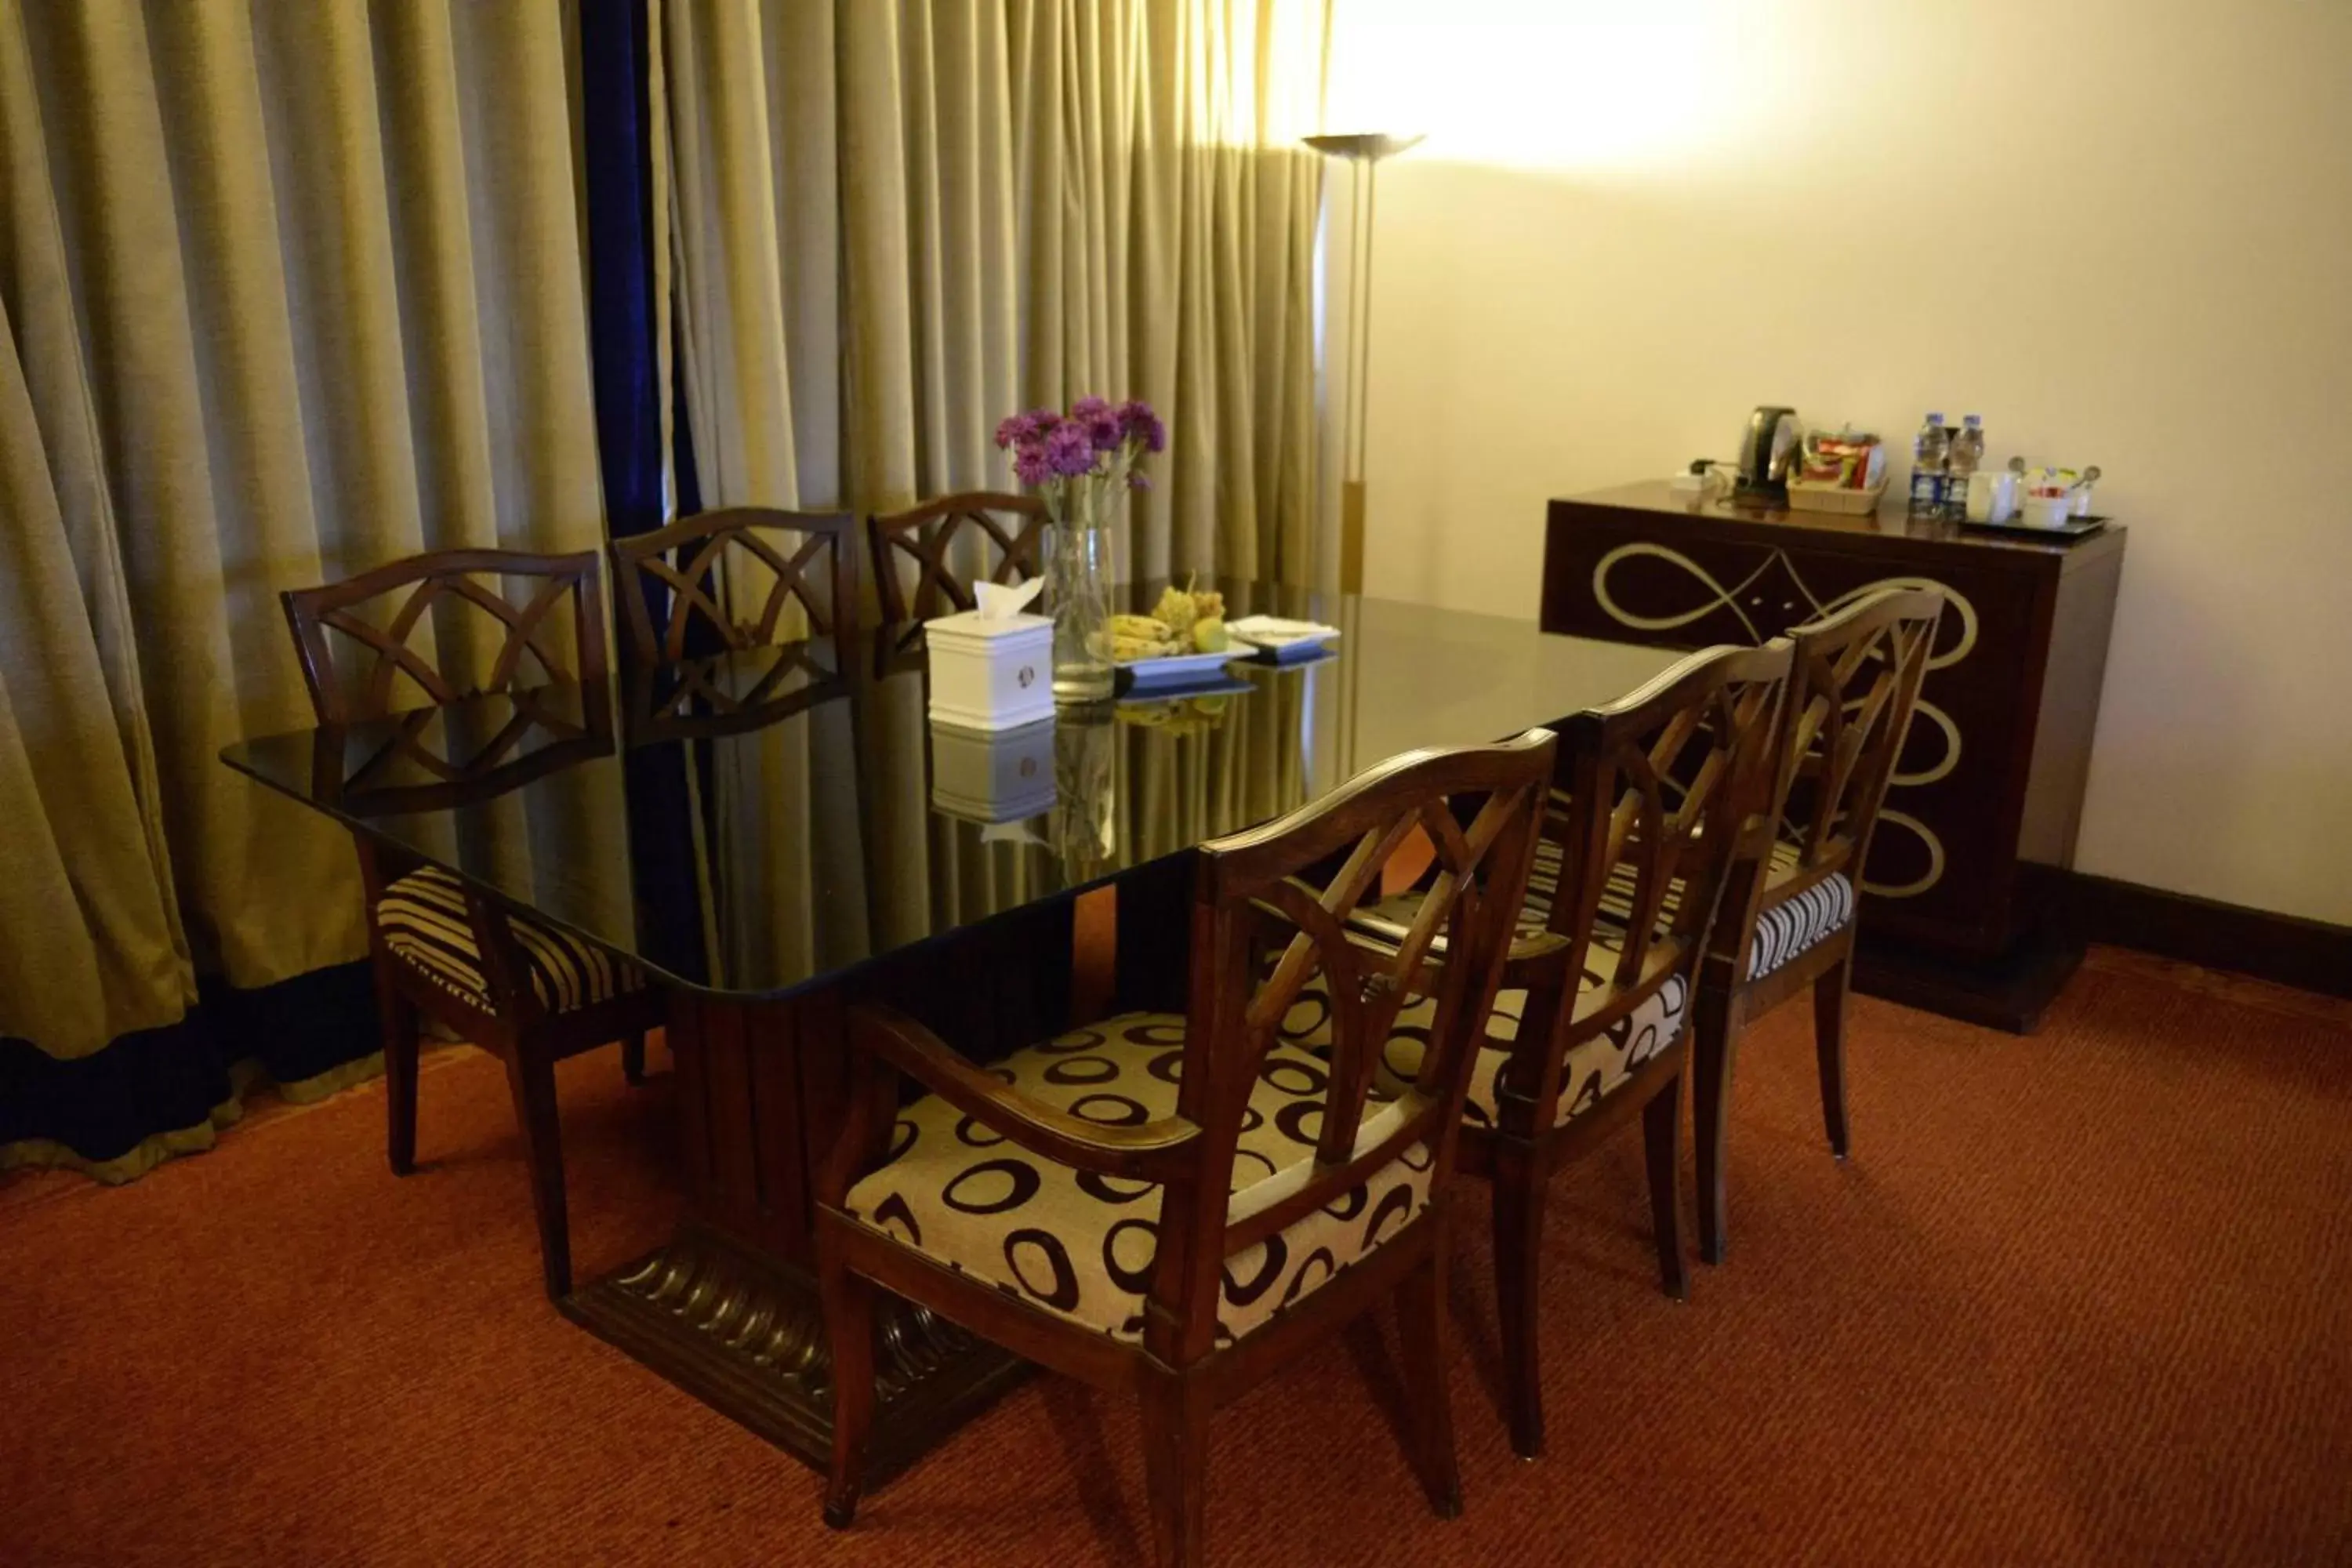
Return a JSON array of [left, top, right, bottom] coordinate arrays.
[[993, 397, 1165, 700], [996, 397, 1164, 492]]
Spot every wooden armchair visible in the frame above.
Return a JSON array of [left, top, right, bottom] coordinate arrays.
[[280, 549, 662, 1299], [1692, 586, 1944, 1265], [814, 731, 1556, 1566], [866, 491, 1047, 627], [609, 506, 861, 663], [1346, 641, 1790, 1457]]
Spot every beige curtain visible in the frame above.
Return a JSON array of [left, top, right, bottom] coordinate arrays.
[[0, 0, 604, 1179], [662, 0, 1327, 944], [664, 0, 1327, 579]]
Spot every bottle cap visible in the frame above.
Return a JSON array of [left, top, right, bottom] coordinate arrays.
[[1925, 412, 1945, 423], [1962, 414, 1982, 426]]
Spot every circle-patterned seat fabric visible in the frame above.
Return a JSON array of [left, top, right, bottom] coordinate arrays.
[[1367, 935, 1690, 1132], [842, 1012, 1435, 1344]]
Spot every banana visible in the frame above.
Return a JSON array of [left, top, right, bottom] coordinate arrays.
[[1109, 613, 1173, 640], [1112, 633, 1178, 662]]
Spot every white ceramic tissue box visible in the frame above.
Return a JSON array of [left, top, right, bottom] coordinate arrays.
[[929, 715, 1058, 823], [925, 608, 1055, 731]]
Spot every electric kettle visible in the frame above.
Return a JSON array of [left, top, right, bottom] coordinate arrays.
[[1735, 405, 1800, 503]]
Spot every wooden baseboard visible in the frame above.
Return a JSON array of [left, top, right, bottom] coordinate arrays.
[[2056, 871, 2352, 1003]]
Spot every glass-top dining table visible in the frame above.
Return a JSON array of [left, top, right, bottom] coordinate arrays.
[[221, 577, 1682, 1478]]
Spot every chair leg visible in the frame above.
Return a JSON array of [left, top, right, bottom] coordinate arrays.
[[378, 978, 420, 1178], [1692, 989, 1738, 1266], [1642, 1075, 1690, 1302], [621, 1031, 647, 1085], [499, 1047, 572, 1300], [1487, 1139, 1548, 1460], [1814, 956, 1853, 1159], [819, 1250, 877, 1530], [1396, 1239, 1462, 1518], [1140, 1367, 1211, 1568]]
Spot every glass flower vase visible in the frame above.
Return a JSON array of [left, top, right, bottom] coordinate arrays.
[[1045, 483, 1116, 702]]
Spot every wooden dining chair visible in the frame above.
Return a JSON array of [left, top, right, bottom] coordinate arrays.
[[865, 491, 1047, 626], [280, 548, 663, 1300], [608, 506, 861, 663], [1347, 641, 1791, 1457], [1691, 586, 1944, 1265], [815, 732, 1556, 1567]]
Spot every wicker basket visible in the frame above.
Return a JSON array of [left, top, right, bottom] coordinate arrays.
[[1787, 478, 1888, 516]]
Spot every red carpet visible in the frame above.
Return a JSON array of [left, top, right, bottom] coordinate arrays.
[[3, 949, 2347, 1566]]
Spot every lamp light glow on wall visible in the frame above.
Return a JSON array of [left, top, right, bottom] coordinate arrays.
[[1323, 5, 1751, 176], [1305, 132, 1423, 593]]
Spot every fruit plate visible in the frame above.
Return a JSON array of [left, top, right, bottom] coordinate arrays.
[[1116, 651, 1241, 691], [1225, 615, 1341, 662]]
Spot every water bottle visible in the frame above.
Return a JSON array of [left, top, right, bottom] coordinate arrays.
[[1908, 413, 1949, 519], [1945, 415, 1984, 521]]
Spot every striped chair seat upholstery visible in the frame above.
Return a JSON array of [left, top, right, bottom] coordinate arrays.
[[1352, 837, 1851, 984], [1747, 852, 1855, 981], [376, 866, 641, 1014]]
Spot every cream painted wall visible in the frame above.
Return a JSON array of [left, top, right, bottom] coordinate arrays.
[[1325, 0, 2352, 925]]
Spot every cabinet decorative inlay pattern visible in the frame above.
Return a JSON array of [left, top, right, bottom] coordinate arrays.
[[1592, 543, 1975, 898]]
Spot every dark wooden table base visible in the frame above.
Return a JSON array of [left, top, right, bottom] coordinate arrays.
[[562, 1222, 1029, 1483]]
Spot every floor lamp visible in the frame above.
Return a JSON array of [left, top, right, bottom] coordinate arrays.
[[1305, 132, 1422, 593]]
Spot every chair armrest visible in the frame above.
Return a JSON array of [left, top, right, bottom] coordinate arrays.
[[844, 1003, 1203, 1184]]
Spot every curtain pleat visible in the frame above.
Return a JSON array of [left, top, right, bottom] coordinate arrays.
[[0, 291, 188, 1056], [0, 0, 607, 1180]]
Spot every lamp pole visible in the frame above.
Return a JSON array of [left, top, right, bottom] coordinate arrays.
[[1305, 132, 1422, 593]]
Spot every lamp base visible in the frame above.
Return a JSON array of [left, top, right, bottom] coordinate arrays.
[[1340, 479, 1367, 593]]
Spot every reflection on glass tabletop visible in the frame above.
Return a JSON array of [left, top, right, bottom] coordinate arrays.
[[220, 580, 1681, 1000]]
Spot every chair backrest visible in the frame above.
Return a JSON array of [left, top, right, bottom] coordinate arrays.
[[279, 548, 608, 726], [1764, 586, 1944, 892], [1150, 730, 1555, 1362], [1539, 642, 1792, 1029], [610, 507, 859, 663], [866, 491, 1047, 623]]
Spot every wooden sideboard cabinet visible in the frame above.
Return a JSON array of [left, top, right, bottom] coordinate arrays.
[[1542, 481, 2127, 1031]]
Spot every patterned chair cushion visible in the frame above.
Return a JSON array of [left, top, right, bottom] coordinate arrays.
[[841, 1011, 1433, 1344], [1748, 845, 1855, 981], [1355, 837, 1849, 984], [1362, 931, 1690, 1133], [376, 866, 641, 1014]]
